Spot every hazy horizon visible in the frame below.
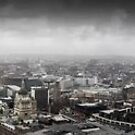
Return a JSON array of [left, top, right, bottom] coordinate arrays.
[[0, 0, 135, 56]]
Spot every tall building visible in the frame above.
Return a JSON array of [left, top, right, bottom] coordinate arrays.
[[51, 81, 62, 114], [53, 81, 61, 102], [14, 80, 37, 119], [31, 86, 48, 111]]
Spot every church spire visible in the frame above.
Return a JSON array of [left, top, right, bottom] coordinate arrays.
[[18, 79, 27, 95], [21, 79, 26, 89]]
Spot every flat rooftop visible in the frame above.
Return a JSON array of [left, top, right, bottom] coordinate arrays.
[[26, 122, 125, 135], [78, 102, 98, 107]]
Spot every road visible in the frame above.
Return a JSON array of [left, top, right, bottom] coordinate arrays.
[[87, 121, 125, 135]]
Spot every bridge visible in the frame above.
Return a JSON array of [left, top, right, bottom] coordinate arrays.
[[92, 113, 135, 129]]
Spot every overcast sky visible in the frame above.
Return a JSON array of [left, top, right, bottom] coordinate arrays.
[[0, 0, 135, 56]]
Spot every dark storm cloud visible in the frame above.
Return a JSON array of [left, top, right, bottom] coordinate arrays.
[[0, 0, 135, 56], [0, 0, 135, 21]]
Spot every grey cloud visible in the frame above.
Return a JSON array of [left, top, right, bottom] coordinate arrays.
[[0, 0, 135, 56]]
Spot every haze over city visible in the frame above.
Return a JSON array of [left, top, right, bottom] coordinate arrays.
[[2, 1, 135, 135], [0, 0, 135, 56]]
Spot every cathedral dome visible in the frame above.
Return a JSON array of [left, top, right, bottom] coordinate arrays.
[[18, 89, 28, 95]]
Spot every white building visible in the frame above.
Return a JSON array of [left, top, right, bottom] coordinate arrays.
[[74, 76, 98, 87], [14, 80, 37, 119]]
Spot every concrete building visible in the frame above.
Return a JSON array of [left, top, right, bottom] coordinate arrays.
[[4, 85, 21, 97], [53, 81, 61, 102], [1, 76, 43, 91], [50, 81, 62, 114], [31, 86, 48, 111], [75, 102, 107, 115], [60, 76, 74, 91], [74, 76, 98, 87]]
